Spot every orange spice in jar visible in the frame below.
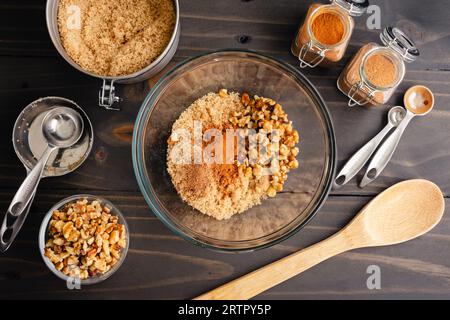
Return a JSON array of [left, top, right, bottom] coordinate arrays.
[[291, 0, 369, 68], [311, 13, 345, 45], [337, 27, 420, 107]]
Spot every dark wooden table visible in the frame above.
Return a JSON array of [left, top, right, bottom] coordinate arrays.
[[0, 0, 449, 300]]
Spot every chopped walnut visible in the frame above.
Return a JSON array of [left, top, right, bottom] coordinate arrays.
[[44, 199, 127, 280], [230, 93, 300, 198], [219, 88, 228, 98]]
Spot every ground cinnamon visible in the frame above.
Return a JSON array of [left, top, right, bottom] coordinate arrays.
[[311, 13, 344, 45], [58, 0, 176, 77], [364, 54, 397, 88], [337, 44, 400, 105]]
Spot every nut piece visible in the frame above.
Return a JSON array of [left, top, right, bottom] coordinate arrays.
[[230, 93, 300, 198], [219, 88, 228, 98], [241, 92, 250, 106], [44, 199, 127, 281], [267, 187, 277, 198], [109, 230, 120, 245]]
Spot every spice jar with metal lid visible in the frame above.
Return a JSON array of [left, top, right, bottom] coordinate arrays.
[[291, 0, 369, 68], [337, 27, 420, 107]]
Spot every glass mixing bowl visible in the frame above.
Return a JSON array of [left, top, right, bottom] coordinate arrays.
[[133, 50, 336, 252]]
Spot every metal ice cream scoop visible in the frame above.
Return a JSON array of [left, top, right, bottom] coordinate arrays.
[[7, 107, 84, 218]]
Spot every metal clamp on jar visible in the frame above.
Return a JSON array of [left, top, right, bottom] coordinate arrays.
[[337, 27, 420, 107], [46, 0, 180, 111], [291, 0, 369, 68]]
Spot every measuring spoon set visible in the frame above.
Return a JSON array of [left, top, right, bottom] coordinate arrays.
[[334, 85, 435, 189]]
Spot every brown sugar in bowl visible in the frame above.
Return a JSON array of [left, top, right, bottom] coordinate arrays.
[[46, 0, 180, 109]]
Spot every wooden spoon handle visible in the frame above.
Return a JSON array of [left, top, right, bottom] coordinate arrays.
[[195, 232, 353, 300]]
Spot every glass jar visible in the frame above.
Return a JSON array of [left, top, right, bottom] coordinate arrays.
[[291, 0, 369, 68], [337, 27, 420, 107]]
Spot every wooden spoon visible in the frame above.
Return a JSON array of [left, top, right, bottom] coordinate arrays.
[[195, 179, 445, 300]]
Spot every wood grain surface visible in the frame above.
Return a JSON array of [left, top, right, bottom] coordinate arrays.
[[0, 0, 449, 299]]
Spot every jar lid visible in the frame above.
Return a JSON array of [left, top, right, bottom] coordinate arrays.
[[334, 0, 370, 16], [380, 27, 420, 63]]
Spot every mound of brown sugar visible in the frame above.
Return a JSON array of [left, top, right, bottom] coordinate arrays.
[[58, 0, 175, 77], [167, 92, 269, 220]]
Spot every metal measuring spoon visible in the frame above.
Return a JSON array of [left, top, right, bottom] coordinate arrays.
[[360, 86, 435, 187], [7, 107, 84, 218], [333, 106, 406, 189]]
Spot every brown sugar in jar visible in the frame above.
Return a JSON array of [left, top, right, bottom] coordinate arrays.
[[337, 27, 420, 107], [291, 0, 369, 68]]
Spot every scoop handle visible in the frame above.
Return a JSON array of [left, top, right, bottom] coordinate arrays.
[[360, 113, 414, 188], [0, 192, 35, 252], [194, 232, 354, 300], [6, 146, 55, 217], [334, 123, 393, 188], [0, 146, 55, 252]]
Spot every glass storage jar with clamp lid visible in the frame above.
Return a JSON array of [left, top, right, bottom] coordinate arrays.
[[337, 27, 420, 107], [291, 0, 369, 68]]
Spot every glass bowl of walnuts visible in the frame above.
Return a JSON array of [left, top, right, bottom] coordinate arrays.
[[39, 195, 129, 285]]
